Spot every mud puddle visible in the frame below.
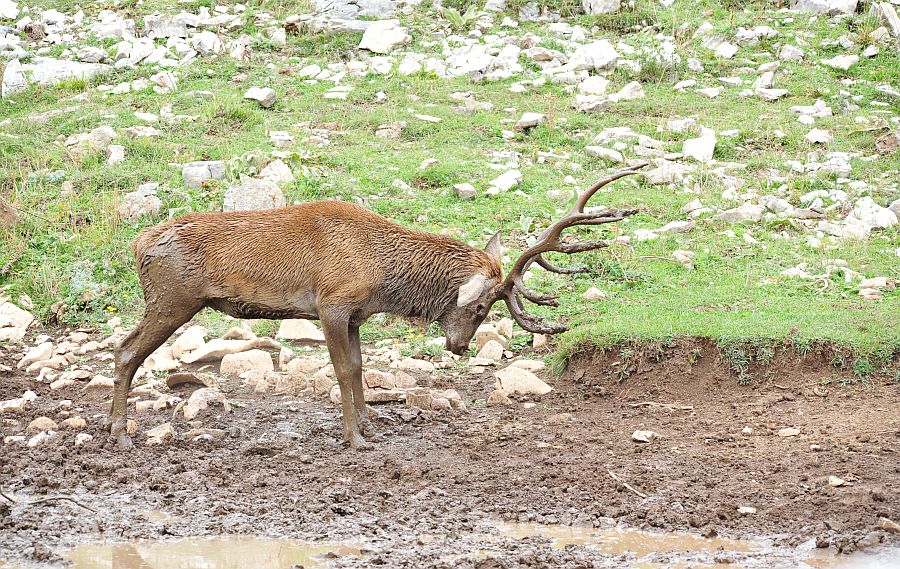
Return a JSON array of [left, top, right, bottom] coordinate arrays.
[[64, 536, 359, 569]]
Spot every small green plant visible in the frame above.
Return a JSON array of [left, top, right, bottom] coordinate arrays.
[[852, 356, 874, 379], [439, 5, 479, 33]]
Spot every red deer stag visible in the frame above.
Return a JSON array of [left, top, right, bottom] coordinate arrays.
[[108, 164, 646, 449]]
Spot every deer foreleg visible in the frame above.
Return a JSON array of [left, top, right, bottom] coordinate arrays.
[[321, 310, 371, 450]]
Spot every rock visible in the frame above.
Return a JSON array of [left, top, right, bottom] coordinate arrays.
[[2, 58, 110, 98], [632, 430, 658, 443], [495, 366, 552, 396], [277, 319, 325, 342], [61, 416, 87, 430], [150, 71, 177, 94], [682, 127, 717, 163], [118, 184, 161, 221], [737, 506, 757, 515], [791, 0, 857, 15], [516, 112, 546, 130], [779, 45, 804, 61], [83, 375, 114, 390], [64, 126, 118, 159], [874, 3, 900, 39], [877, 517, 900, 534], [696, 87, 722, 99], [856, 277, 895, 291], [488, 169, 522, 193], [145, 422, 176, 445], [715, 204, 765, 224], [27, 432, 50, 448], [166, 372, 218, 389], [144, 13, 188, 38], [78, 47, 108, 64], [608, 81, 645, 102], [375, 121, 405, 139], [191, 31, 223, 55], [396, 358, 435, 372], [244, 87, 277, 108], [260, 160, 294, 184], [585, 146, 624, 163], [358, 20, 410, 54], [475, 325, 507, 351], [778, 427, 801, 437], [846, 197, 897, 229], [583, 0, 620, 14], [27, 416, 58, 433], [828, 475, 847, 487], [487, 388, 512, 406], [476, 340, 505, 363], [570, 40, 619, 72], [223, 175, 285, 212], [821, 54, 858, 71], [0, 0, 19, 19], [583, 287, 608, 301], [171, 325, 208, 359], [144, 346, 180, 372], [107, 144, 126, 165], [182, 160, 226, 189], [364, 369, 395, 389], [579, 76, 609, 96], [183, 388, 230, 420], [511, 359, 545, 373], [859, 288, 882, 301], [454, 183, 477, 200], [220, 349, 274, 376], [269, 131, 295, 148], [181, 337, 282, 364], [875, 132, 900, 155], [673, 249, 695, 269], [643, 159, 693, 185], [0, 390, 37, 414], [74, 433, 93, 447], [17, 342, 53, 370]]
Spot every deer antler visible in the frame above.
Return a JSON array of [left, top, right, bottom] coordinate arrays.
[[496, 163, 647, 334]]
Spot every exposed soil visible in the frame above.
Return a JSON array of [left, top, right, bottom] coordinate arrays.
[[1, 335, 898, 568]]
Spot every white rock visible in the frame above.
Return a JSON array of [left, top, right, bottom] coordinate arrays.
[[516, 112, 546, 129], [805, 128, 833, 144], [182, 160, 226, 189], [0, 299, 33, 342], [570, 39, 619, 72], [585, 146, 624, 162], [191, 31, 223, 55], [583, 287, 608, 300], [396, 358, 435, 372], [17, 342, 53, 370], [821, 54, 858, 71], [243, 86, 276, 108], [259, 159, 294, 184], [223, 175, 285, 211], [488, 169, 522, 193], [791, 0, 858, 16], [180, 337, 281, 364], [608, 81, 645, 102], [118, 184, 161, 221], [358, 20, 410, 54], [682, 127, 717, 163], [476, 340, 505, 363], [74, 433, 93, 447], [183, 388, 230, 420], [171, 325, 208, 359], [673, 249, 695, 269], [632, 430, 658, 443], [715, 204, 765, 224], [874, 3, 900, 39], [107, 144, 126, 165], [778, 427, 801, 437], [3, 58, 110, 98], [578, 76, 609, 96], [696, 87, 722, 98], [277, 319, 325, 342], [0, 0, 19, 20], [856, 277, 896, 291], [145, 422, 176, 445], [582, 0, 620, 15], [220, 349, 274, 376], [454, 183, 477, 200], [779, 45, 804, 61], [846, 197, 897, 229], [495, 366, 552, 396], [737, 506, 757, 515]]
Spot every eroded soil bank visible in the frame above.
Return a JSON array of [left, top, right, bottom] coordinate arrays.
[[1, 337, 898, 568]]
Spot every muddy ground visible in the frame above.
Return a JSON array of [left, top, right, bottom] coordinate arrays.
[[1, 334, 898, 568]]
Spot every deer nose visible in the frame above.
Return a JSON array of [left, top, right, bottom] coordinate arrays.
[[446, 338, 467, 356]]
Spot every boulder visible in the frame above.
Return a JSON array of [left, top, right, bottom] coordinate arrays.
[[276, 319, 325, 342], [220, 349, 274, 376], [495, 366, 552, 396]]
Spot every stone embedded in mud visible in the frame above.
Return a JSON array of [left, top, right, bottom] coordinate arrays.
[[510, 359, 546, 373], [273, 370, 308, 395], [61, 417, 87, 430], [276, 319, 326, 342], [487, 388, 513, 406], [27, 431, 51, 448], [16, 342, 53, 370], [165, 372, 217, 390], [145, 422, 176, 445], [878, 517, 900, 534], [286, 356, 330, 375], [83, 374, 115, 390], [221, 349, 275, 376], [495, 366, 552, 396], [26, 416, 58, 433], [74, 433, 93, 447], [778, 427, 801, 437], [183, 388, 231, 421], [737, 506, 757, 515], [632, 430, 658, 443], [828, 475, 847, 487], [313, 372, 334, 395], [0, 390, 37, 414], [0, 298, 34, 342], [395, 357, 435, 372]]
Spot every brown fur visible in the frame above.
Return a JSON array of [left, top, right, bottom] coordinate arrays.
[[108, 200, 503, 450]]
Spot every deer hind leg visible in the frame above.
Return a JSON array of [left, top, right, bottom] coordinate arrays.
[[108, 300, 202, 449], [320, 310, 371, 450], [348, 325, 375, 434]]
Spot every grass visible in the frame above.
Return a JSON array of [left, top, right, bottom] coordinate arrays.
[[0, 0, 898, 371]]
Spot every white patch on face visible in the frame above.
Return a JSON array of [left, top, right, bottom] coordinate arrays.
[[457, 274, 488, 307]]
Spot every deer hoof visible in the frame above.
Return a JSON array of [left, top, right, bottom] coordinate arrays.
[[349, 433, 373, 451], [108, 420, 134, 449]]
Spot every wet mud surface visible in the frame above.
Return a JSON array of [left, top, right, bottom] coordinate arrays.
[[1, 336, 898, 568]]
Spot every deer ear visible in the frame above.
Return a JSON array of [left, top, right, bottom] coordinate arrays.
[[457, 274, 488, 306], [484, 232, 502, 260]]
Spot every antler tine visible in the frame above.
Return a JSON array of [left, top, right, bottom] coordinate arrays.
[[573, 163, 648, 214], [497, 166, 646, 336], [536, 255, 588, 275]]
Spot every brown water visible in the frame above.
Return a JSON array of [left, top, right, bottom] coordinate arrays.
[[64, 536, 359, 569]]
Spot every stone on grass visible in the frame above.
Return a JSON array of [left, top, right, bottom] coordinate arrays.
[[495, 366, 552, 396], [358, 20, 410, 54], [682, 127, 717, 163], [585, 146, 624, 162], [277, 319, 325, 342], [0, 0, 19, 19], [608, 81, 645, 102], [856, 277, 895, 292], [583, 287, 608, 301], [876, 132, 900, 155], [259, 160, 294, 184], [488, 169, 522, 193], [2, 58, 110, 98], [791, 0, 857, 16], [454, 183, 477, 200], [821, 54, 858, 71], [673, 250, 695, 269], [144, 13, 189, 38], [244, 87, 276, 108], [779, 45, 804, 61], [223, 175, 285, 212], [118, 184, 161, 221], [182, 160, 226, 189], [220, 349, 274, 376], [515, 112, 546, 130], [715, 204, 765, 224], [874, 3, 900, 38], [583, 0, 620, 14], [569, 39, 619, 72]]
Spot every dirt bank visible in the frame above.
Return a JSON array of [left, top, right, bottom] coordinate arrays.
[[1, 336, 898, 567]]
